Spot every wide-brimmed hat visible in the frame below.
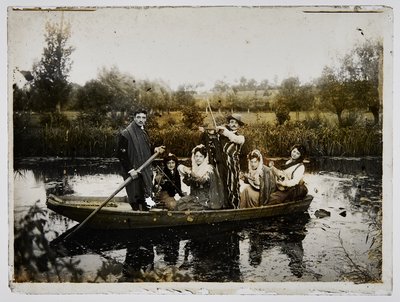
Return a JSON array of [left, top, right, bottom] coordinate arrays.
[[226, 113, 245, 126]]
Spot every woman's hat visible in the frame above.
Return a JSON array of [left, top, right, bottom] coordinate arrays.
[[226, 113, 245, 126]]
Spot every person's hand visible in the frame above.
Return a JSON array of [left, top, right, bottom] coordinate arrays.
[[178, 164, 191, 175], [198, 126, 205, 133], [153, 184, 161, 193], [268, 160, 274, 167], [174, 193, 181, 201], [128, 168, 140, 179], [154, 146, 166, 154]]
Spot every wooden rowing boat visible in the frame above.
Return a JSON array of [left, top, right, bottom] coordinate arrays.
[[46, 194, 313, 230]]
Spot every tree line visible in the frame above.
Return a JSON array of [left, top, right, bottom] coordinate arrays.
[[13, 21, 383, 128]]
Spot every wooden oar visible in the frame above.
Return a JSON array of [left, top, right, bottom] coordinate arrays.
[[64, 151, 161, 240]]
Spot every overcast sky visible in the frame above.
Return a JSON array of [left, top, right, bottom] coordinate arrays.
[[8, 6, 391, 91]]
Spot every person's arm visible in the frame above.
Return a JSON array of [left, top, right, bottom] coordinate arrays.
[[178, 164, 192, 186], [217, 126, 245, 145], [277, 164, 305, 187]]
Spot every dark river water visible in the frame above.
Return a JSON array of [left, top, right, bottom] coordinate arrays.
[[12, 157, 382, 283]]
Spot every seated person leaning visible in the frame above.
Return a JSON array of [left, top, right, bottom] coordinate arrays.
[[240, 149, 276, 208], [175, 145, 223, 211], [269, 144, 308, 204]]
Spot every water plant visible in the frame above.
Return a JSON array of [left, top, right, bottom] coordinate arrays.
[[13, 201, 84, 282]]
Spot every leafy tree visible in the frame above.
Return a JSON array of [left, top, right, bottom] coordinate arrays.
[[317, 67, 354, 127], [13, 84, 30, 111], [30, 21, 74, 112], [181, 105, 205, 129], [236, 76, 248, 91], [296, 84, 315, 111], [258, 79, 270, 90], [277, 77, 300, 110], [247, 78, 258, 91], [275, 77, 311, 120], [76, 80, 111, 113], [173, 84, 196, 107], [97, 67, 139, 112], [226, 91, 239, 111], [212, 80, 230, 93], [342, 40, 382, 124], [233, 76, 258, 92], [75, 67, 176, 115]]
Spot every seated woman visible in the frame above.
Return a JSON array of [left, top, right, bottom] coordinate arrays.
[[268, 144, 308, 204], [153, 153, 183, 210], [239, 149, 276, 208], [175, 145, 223, 211]]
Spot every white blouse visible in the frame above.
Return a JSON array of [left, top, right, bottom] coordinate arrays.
[[276, 162, 305, 187]]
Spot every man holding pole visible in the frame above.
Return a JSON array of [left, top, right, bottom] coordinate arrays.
[[117, 109, 165, 211], [201, 103, 245, 209], [215, 114, 245, 208]]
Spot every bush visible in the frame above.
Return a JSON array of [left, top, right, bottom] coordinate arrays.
[[164, 116, 177, 126], [39, 112, 70, 128], [302, 111, 329, 129], [339, 111, 364, 128], [181, 106, 205, 130], [275, 104, 290, 125], [73, 111, 104, 128], [13, 111, 35, 130]]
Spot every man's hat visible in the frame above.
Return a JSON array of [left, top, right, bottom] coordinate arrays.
[[227, 113, 245, 126]]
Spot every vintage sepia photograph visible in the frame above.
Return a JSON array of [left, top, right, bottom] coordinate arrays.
[[6, 1, 396, 296]]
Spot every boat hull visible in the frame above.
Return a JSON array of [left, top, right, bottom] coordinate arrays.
[[46, 194, 313, 230]]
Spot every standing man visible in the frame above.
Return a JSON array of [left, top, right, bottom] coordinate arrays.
[[216, 114, 245, 208], [117, 109, 165, 211], [202, 113, 245, 208]]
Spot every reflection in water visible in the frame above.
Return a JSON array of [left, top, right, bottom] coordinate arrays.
[[280, 234, 305, 278], [122, 242, 155, 279], [52, 214, 309, 282], [119, 233, 182, 280], [245, 213, 309, 278], [155, 238, 180, 266], [15, 157, 383, 282], [181, 232, 242, 282]]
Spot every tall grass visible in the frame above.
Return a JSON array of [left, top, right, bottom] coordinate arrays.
[[14, 126, 118, 157], [242, 122, 382, 157], [13, 111, 382, 158]]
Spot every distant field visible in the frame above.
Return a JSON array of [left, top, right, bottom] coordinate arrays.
[[157, 110, 375, 127], [26, 110, 375, 128]]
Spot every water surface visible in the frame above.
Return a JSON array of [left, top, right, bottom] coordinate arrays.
[[13, 157, 382, 283]]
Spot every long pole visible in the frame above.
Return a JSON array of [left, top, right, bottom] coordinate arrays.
[[206, 98, 218, 129], [64, 151, 161, 240]]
